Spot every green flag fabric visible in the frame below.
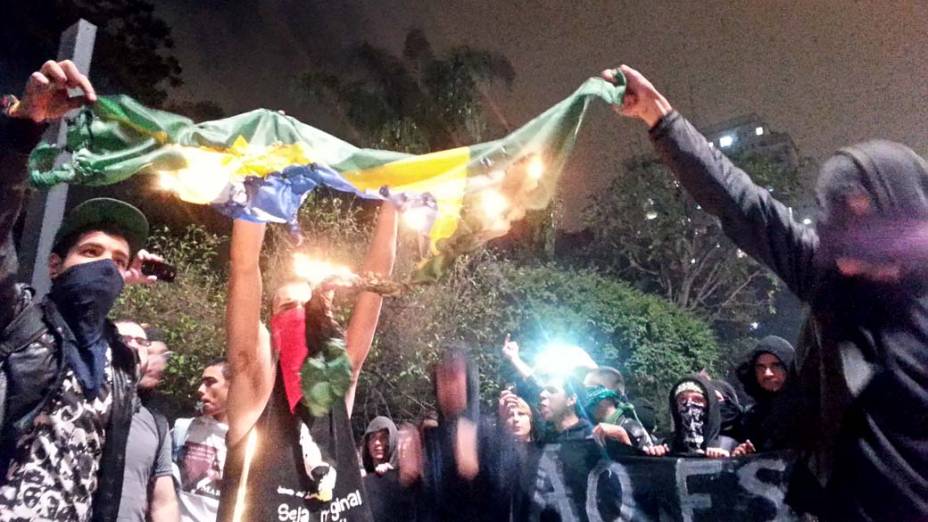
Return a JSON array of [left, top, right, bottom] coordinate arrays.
[[29, 73, 625, 280]]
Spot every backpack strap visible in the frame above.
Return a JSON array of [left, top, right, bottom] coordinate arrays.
[[172, 417, 193, 461], [153, 409, 170, 456], [170, 417, 194, 486], [148, 407, 171, 479]]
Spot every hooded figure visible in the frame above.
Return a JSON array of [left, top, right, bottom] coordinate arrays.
[[361, 416, 416, 522], [666, 376, 726, 456], [735, 336, 796, 450], [651, 110, 928, 520], [420, 350, 484, 521], [362, 416, 399, 473], [792, 141, 928, 520], [709, 378, 743, 441]]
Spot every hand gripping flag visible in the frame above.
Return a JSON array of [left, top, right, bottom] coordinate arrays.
[[29, 73, 625, 281]]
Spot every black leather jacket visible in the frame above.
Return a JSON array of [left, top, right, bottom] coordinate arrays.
[[0, 115, 138, 522]]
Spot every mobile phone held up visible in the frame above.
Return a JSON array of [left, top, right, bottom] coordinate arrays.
[[140, 259, 177, 283]]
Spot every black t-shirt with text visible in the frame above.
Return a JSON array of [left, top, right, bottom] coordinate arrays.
[[217, 367, 372, 522]]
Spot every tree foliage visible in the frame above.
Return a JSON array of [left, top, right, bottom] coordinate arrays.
[[165, 100, 226, 122], [112, 225, 227, 417], [3, 0, 183, 107], [297, 28, 514, 152], [360, 253, 721, 431], [115, 194, 720, 431], [105, 25, 722, 432], [580, 153, 805, 331]]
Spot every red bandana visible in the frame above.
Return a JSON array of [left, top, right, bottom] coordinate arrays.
[[270, 307, 309, 413]]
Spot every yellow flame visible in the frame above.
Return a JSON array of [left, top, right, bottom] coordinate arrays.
[[402, 206, 433, 233], [231, 429, 259, 522], [527, 156, 545, 181], [292, 253, 355, 287], [153, 146, 233, 204], [156, 172, 177, 192], [152, 137, 319, 205], [480, 190, 509, 219]]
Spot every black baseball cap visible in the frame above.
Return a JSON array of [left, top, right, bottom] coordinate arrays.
[[53, 198, 149, 256]]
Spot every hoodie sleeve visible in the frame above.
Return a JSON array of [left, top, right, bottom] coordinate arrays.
[[649, 112, 820, 302], [0, 116, 47, 332]]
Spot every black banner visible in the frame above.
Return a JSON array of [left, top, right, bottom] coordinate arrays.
[[526, 441, 797, 522]]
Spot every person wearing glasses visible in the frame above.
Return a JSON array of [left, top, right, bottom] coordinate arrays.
[[114, 321, 179, 522]]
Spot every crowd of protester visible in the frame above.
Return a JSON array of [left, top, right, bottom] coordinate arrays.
[[0, 58, 926, 522], [342, 332, 802, 521]]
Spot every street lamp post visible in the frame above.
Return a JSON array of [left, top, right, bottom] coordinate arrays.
[[17, 19, 97, 297]]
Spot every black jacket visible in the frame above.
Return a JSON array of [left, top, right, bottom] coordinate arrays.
[[666, 375, 724, 455], [0, 115, 138, 522], [651, 112, 928, 520], [735, 335, 796, 450]]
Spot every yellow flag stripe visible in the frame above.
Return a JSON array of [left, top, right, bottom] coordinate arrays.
[[343, 147, 471, 253]]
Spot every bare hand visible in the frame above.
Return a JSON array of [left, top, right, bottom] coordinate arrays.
[[435, 355, 468, 418], [454, 418, 479, 480], [705, 447, 731, 459], [139, 344, 171, 390], [731, 440, 756, 457], [374, 463, 394, 476], [501, 334, 520, 362], [10, 60, 97, 123], [124, 249, 165, 285], [593, 423, 632, 445], [498, 389, 526, 418], [643, 443, 670, 457], [601, 65, 672, 128], [397, 423, 423, 486]]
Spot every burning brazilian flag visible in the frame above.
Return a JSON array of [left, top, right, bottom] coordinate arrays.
[[29, 74, 625, 281]]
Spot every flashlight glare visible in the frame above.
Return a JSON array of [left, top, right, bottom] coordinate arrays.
[[533, 342, 597, 378]]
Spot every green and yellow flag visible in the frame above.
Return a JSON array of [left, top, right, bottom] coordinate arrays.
[[29, 74, 625, 280]]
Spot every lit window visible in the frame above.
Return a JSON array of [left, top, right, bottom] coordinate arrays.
[[719, 135, 734, 148], [755, 126, 764, 136], [802, 217, 812, 225]]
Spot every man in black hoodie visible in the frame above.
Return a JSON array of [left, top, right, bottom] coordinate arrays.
[[733, 335, 796, 455], [605, 64, 928, 520], [643, 375, 735, 458], [361, 416, 417, 522]]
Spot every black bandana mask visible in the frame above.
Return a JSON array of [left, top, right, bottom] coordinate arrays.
[[677, 397, 706, 451], [49, 259, 125, 398]]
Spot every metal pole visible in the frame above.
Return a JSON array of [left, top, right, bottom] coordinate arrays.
[[17, 19, 97, 297]]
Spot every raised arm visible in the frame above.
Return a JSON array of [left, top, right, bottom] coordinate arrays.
[[0, 60, 95, 331], [607, 65, 820, 301], [344, 204, 397, 416], [501, 336, 533, 380], [225, 220, 275, 446]]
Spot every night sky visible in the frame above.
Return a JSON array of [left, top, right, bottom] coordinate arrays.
[[152, 0, 928, 228], [1, 2, 926, 228]]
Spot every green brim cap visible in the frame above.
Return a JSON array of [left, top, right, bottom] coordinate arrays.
[[53, 197, 149, 256]]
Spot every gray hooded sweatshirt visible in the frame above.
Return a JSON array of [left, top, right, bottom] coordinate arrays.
[[651, 111, 928, 521]]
